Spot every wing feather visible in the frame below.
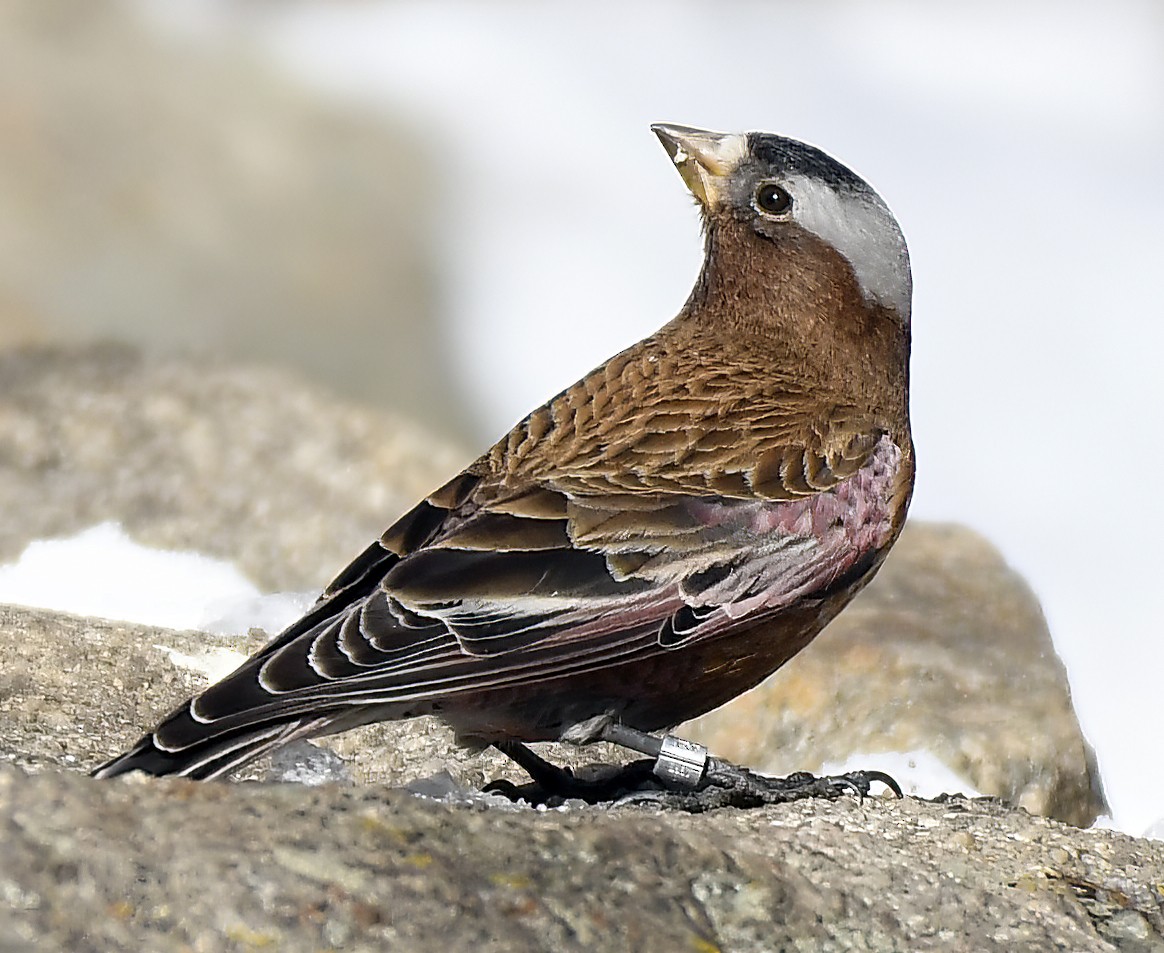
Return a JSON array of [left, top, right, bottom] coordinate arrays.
[[173, 422, 901, 753]]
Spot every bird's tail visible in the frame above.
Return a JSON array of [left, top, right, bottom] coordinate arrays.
[[91, 540, 405, 781], [90, 714, 329, 781]]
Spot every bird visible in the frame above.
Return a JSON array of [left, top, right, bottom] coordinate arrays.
[[92, 123, 914, 793]]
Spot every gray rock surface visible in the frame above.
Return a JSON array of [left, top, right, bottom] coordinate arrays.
[[0, 602, 614, 792], [0, 601, 1159, 950], [0, 344, 465, 592], [682, 523, 1107, 827], [0, 340, 1146, 949], [0, 344, 1105, 829], [0, 0, 473, 440], [1, 762, 1162, 953]]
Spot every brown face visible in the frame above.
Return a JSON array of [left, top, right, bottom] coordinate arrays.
[[648, 124, 913, 439], [652, 124, 912, 329]]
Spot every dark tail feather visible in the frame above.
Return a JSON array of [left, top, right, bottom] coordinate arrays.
[[89, 539, 406, 781], [91, 720, 312, 781]]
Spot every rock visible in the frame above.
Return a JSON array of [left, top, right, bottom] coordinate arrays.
[[0, 344, 465, 592], [0, 761, 1162, 952], [0, 339, 1144, 948], [0, 0, 474, 441], [0, 594, 1158, 951], [0, 345, 1104, 829], [682, 522, 1106, 828], [0, 602, 609, 791]]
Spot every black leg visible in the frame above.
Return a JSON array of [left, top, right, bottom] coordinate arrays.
[[484, 739, 657, 805], [484, 726, 902, 810], [596, 721, 902, 808], [492, 740, 579, 791]]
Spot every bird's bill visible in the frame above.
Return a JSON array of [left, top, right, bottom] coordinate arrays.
[[651, 123, 748, 209]]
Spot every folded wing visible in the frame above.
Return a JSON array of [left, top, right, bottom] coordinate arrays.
[[158, 425, 902, 758]]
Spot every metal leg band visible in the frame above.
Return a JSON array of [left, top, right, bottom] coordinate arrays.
[[652, 735, 708, 787]]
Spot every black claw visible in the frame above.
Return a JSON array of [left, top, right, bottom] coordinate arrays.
[[481, 778, 524, 798], [488, 737, 902, 811], [486, 756, 662, 806], [808, 769, 904, 802], [827, 775, 866, 799], [862, 769, 905, 799]]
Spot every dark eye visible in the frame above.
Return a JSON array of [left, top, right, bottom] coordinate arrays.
[[754, 182, 793, 216]]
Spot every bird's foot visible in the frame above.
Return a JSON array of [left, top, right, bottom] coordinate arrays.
[[486, 729, 902, 811], [621, 763, 903, 812], [483, 740, 660, 805], [601, 722, 901, 807]]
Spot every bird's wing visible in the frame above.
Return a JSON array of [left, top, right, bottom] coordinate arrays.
[[181, 417, 904, 732]]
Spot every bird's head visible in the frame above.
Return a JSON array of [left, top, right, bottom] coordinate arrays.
[[652, 123, 911, 326]]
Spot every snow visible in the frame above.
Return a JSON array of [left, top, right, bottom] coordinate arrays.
[[0, 522, 309, 638], [4, 522, 1158, 837], [820, 751, 982, 802]]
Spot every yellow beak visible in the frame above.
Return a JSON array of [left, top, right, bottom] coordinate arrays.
[[651, 123, 748, 209]]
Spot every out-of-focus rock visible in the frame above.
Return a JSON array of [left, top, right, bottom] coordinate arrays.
[[0, 346, 1105, 827], [0, 0, 472, 441], [1, 757, 1163, 952], [1, 604, 1161, 952], [682, 523, 1107, 828], [0, 344, 465, 591], [0, 602, 531, 788]]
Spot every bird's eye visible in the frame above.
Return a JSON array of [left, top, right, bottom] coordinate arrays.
[[754, 182, 793, 216]]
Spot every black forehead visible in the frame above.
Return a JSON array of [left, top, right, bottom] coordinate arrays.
[[746, 133, 868, 192]]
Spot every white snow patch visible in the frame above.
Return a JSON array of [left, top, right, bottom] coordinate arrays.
[[199, 590, 313, 639], [820, 749, 982, 800], [153, 644, 249, 684], [1137, 816, 1164, 842], [0, 522, 311, 635], [1087, 813, 1164, 840]]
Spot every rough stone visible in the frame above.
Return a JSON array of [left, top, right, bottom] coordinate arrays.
[[683, 522, 1106, 828], [0, 0, 473, 441], [0, 762, 1161, 953], [0, 344, 465, 592], [0, 345, 1104, 831]]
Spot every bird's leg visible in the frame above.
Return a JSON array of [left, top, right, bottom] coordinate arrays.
[[596, 721, 902, 809], [599, 722, 705, 785], [483, 739, 656, 803], [595, 726, 903, 809], [491, 739, 579, 791], [485, 720, 902, 810]]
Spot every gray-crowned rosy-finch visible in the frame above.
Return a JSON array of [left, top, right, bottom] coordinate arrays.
[[93, 124, 914, 795]]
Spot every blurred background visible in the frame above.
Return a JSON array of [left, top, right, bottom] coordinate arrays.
[[2, 0, 1161, 831]]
